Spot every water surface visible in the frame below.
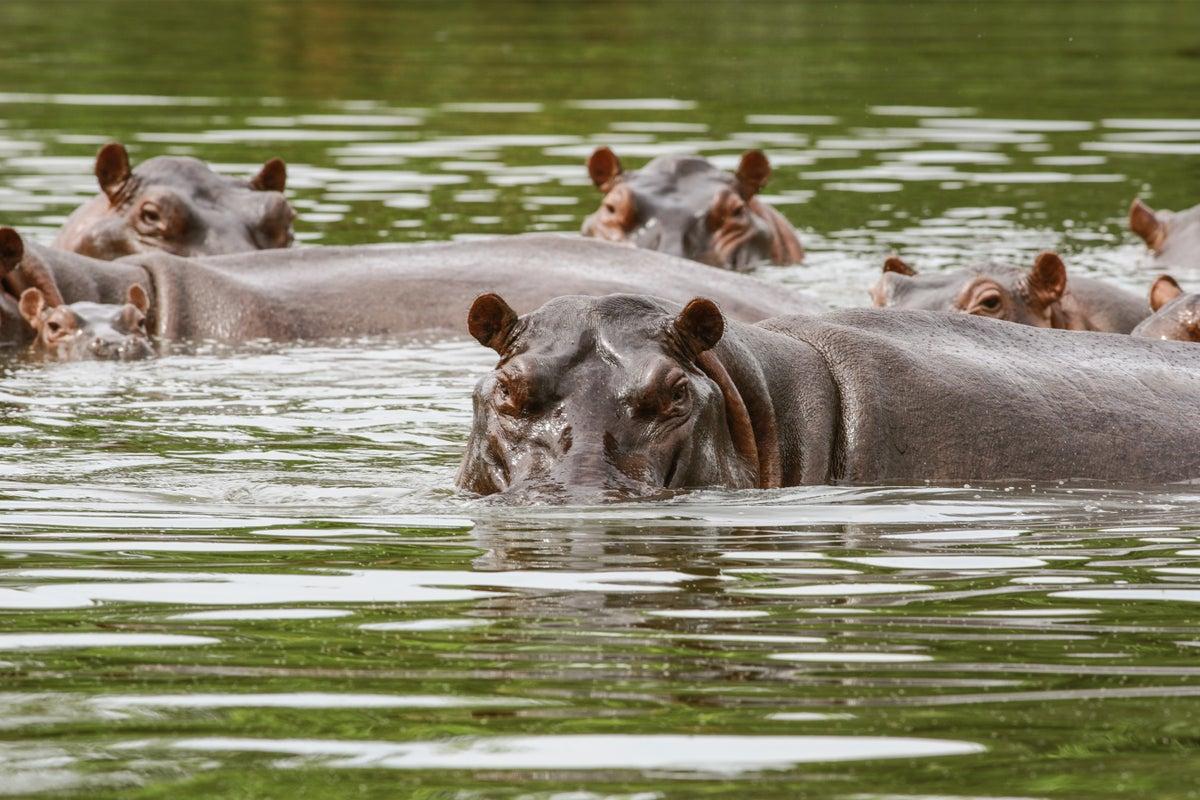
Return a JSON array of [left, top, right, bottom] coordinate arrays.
[[2, 2, 1200, 798]]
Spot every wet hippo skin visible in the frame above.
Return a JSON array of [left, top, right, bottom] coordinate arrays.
[[1131, 275, 1200, 342], [457, 293, 1200, 502], [0, 228, 152, 361], [5, 234, 823, 344], [870, 252, 1148, 333], [581, 148, 804, 270], [53, 142, 295, 259], [1130, 198, 1200, 271]]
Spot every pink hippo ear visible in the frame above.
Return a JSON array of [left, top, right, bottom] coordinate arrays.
[[1150, 274, 1184, 312], [0, 227, 24, 280], [673, 297, 725, 355], [18, 287, 45, 326], [127, 283, 150, 314], [250, 158, 287, 192], [587, 147, 623, 192], [468, 293, 518, 353], [1027, 252, 1068, 308], [1130, 198, 1166, 251], [95, 142, 132, 204], [883, 255, 916, 277], [734, 150, 771, 200]]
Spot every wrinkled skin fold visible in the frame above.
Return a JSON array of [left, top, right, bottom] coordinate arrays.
[[457, 294, 1200, 504]]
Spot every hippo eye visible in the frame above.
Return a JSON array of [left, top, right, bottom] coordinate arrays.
[[604, 203, 616, 214], [977, 294, 1002, 312], [140, 203, 162, 226], [136, 318, 147, 331], [46, 321, 61, 334]]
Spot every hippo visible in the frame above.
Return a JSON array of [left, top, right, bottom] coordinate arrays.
[[1131, 275, 1200, 343], [0, 232, 822, 346], [457, 293, 1200, 502], [1130, 198, 1200, 270], [53, 142, 295, 259], [0, 229, 152, 361], [581, 148, 804, 270], [869, 252, 1148, 333]]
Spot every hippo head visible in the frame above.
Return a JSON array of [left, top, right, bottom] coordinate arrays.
[[5, 230, 153, 362], [869, 252, 1070, 327], [1130, 198, 1200, 269], [53, 142, 296, 259], [581, 148, 803, 270], [457, 293, 767, 503], [1131, 275, 1200, 342]]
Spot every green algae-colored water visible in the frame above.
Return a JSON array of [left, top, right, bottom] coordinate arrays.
[[2, 2, 1200, 797]]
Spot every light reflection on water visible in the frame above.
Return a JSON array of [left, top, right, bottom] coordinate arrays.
[[1, 7, 1200, 796]]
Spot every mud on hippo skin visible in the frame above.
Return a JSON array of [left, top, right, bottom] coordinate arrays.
[[869, 251, 1148, 333], [581, 147, 804, 270], [1130, 198, 1200, 270], [1131, 275, 1200, 342], [457, 293, 1200, 503], [53, 142, 295, 260]]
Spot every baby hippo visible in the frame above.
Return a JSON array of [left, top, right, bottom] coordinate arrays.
[[1131, 275, 1199, 343], [54, 142, 295, 259], [18, 284, 153, 362], [1130, 198, 1200, 270], [869, 252, 1148, 333], [581, 147, 804, 270]]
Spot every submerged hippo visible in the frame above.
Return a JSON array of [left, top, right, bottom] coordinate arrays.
[[53, 142, 295, 259], [0, 231, 822, 346], [869, 252, 1148, 333], [581, 148, 804, 270], [1130, 198, 1200, 270], [1131, 275, 1199, 343], [457, 293, 1200, 501], [0, 229, 152, 361]]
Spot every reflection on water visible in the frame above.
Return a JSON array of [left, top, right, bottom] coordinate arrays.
[[2, 1, 1200, 797]]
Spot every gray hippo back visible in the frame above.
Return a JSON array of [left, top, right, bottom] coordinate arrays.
[[19, 233, 824, 344], [53, 142, 295, 259]]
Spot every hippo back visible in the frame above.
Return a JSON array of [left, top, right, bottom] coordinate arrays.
[[134, 234, 823, 341], [759, 309, 1200, 484]]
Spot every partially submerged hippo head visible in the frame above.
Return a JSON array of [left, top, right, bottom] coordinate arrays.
[[53, 142, 295, 259], [0, 227, 153, 361], [869, 252, 1071, 327], [1130, 198, 1200, 269], [457, 293, 764, 502], [581, 148, 804, 270], [1131, 275, 1200, 342]]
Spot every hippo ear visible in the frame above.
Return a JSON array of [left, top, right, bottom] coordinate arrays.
[[0, 227, 24, 280], [734, 150, 771, 200], [883, 255, 916, 277], [1027, 252, 1067, 308], [250, 158, 287, 192], [127, 283, 150, 314], [18, 288, 45, 326], [1130, 198, 1166, 251], [1150, 274, 1184, 312], [587, 147, 623, 191], [673, 297, 724, 354], [468, 293, 518, 353], [95, 142, 132, 203]]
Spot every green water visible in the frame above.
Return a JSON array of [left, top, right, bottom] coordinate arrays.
[[1, 1, 1200, 798]]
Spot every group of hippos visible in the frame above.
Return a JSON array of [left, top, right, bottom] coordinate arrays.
[[2, 142, 1199, 500]]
